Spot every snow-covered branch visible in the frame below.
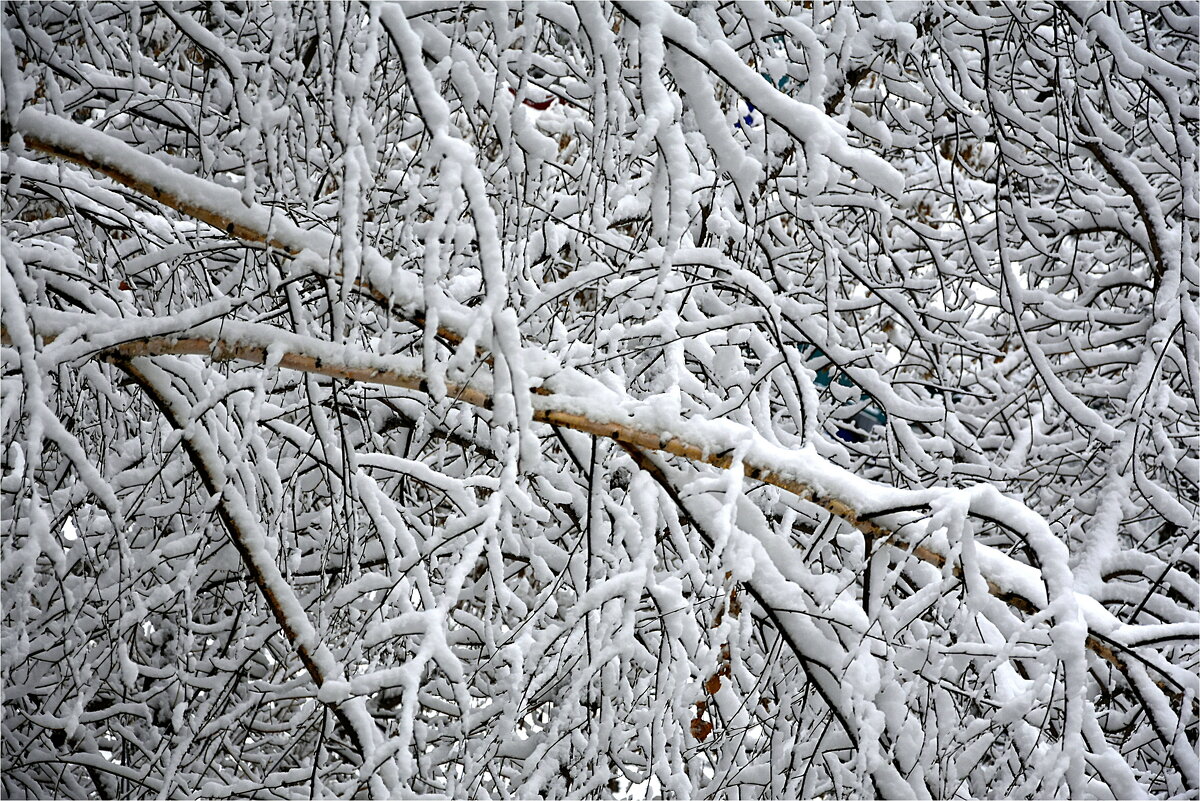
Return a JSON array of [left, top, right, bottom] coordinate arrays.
[[4, 2, 1195, 797], [4, 318, 1190, 710]]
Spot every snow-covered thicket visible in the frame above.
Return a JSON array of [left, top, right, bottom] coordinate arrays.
[[1, 2, 1196, 798]]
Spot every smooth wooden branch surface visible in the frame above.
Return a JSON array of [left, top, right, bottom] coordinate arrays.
[[110, 336, 494, 410], [114, 356, 371, 762], [17, 125, 469, 353], [3, 325, 1166, 693], [19, 136, 273, 246], [8, 114, 1187, 712]]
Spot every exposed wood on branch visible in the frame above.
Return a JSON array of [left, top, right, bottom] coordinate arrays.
[[9, 106, 1191, 736], [112, 356, 371, 764], [17, 123, 470, 354], [4, 324, 1178, 706]]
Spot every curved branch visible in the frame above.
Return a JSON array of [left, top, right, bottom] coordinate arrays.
[[109, 355, 394, 788], [11, 109, 469, 353], [5, 321, 1190, 715]]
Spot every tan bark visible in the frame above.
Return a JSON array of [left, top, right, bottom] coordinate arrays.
[[4, 325, 1165, 698], [9, 117, 1188, 716]]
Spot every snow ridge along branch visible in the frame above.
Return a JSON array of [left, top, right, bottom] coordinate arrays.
[[7, 104, 1191, 713], [4, 319, 1189, 712]]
